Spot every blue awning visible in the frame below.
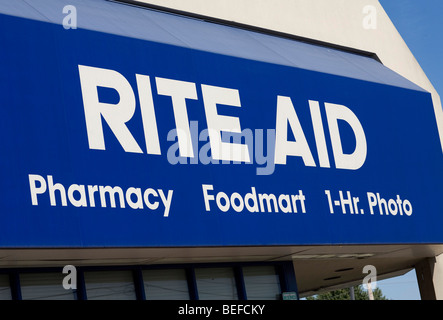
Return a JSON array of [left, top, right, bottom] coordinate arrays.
[[1, 0, 442, 248]]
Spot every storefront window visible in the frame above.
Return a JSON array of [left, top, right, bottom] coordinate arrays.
[[243, 266, 281, 300], [195, 267, 238, 300], [143, 269, 189, 300], [84, 270, 136, 300], [0, 275, 11, 300], [20, 272, 75, 300]]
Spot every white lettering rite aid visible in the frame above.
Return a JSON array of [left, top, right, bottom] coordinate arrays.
[[78, 65, 367, 170]]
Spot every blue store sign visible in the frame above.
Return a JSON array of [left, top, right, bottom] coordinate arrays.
[[0, 2, 442, 247]]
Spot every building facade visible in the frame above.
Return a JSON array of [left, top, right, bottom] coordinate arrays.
[[0, 0, 442, 300]]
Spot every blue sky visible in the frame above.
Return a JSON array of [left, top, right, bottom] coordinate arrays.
[[369, 0, 443, 300], [376, 270, 420, 300], [379, 0, 443, 98]]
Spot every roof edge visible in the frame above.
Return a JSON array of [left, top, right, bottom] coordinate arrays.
[[110, 0, 382, 63]]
